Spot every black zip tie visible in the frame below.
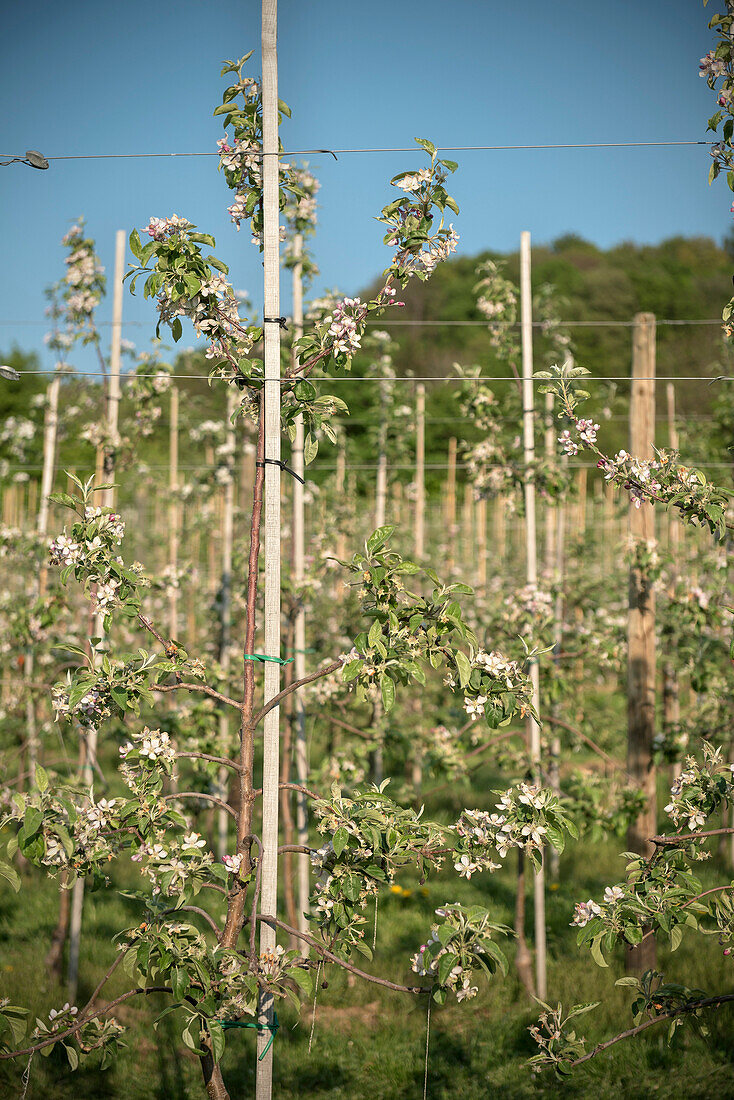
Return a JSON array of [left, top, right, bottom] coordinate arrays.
[[256, 458, 305, 485], [264, 316, 288, 331]]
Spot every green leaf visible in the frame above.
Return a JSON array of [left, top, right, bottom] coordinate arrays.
[[128, 229, 143, 260], [454, 650, 471, 689], [590, 936, 608, 968], [304, 433, 319, 466], [34, 764, 49, 794], [290, 967, 312, 994], [381, 675, 395, 712], [332, 827, 349, 857], [437, 951, 458, 985], [208, 1019, 226, 1064], [366, 526, 395, 554], [414, 137, 436, 156], [0, 860, 20, 892]]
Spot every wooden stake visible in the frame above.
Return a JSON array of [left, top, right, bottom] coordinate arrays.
[[26, 375, 61, 783], [291, 233, 311, 941], [168, 385, 180, 639], [476, 496, 487, 593], [374, 382, 389, 529], [415, 383, 425, 560], [217, 388, 237, 859], [103, 230, 125, 510], [446, 437, 457, 572], [626, 312, 657, 973], [257, 2, 282, 1087], [544, 390, 556, 567], [520, 229, 545, 1000], [69, 231, 125, 1003]]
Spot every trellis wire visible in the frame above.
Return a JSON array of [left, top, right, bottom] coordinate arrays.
[[0, 139, 713, 161], [7, 369, 733, 382]]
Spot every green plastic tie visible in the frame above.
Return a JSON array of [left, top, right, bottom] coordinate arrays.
[[220, 1011, 279, 1059], [243, 653, 294, 665]]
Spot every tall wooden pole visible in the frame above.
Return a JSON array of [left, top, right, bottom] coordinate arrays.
[[626, 312, 657, 973], [446, 437, 457, 572], [520, 229, 546, 999], [102, 229, 125, 510], [69, 231, 125, 1001], [415, 383, 425, 560], [217, 388, 237, 859], [258, 1, 282, 1089], [27, 374, 61, 780], [375, 383, 389, 530], [168, 385, 180, 640], [291, 233, 310, 940], [410, 383, 427, 795]]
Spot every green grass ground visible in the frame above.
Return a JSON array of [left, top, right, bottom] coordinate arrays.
[[1, 760, 732, 1100]]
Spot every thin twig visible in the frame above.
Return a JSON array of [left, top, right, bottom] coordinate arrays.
[[256, 913, 426, 995], [545, 715, 625, 772], [161, 791, 237, 819], [251, 661, 342, 727], [153, 682, 243, 710], [175, 750, 242, 772], [167, 906, 222, 937]]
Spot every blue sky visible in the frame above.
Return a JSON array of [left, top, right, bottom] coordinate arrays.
[[0, 0, 728, 374]]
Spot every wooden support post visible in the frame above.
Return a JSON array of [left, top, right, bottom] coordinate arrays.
[[462, 481, 473, 567], [521, 229, 545, 999], [626, 312, 657, 973], [168, 385, 180, 639], [103, 229, 125, 510], [26, 374, 61, 782], [257, 1, 282, 1088], [544, 390, 556, 568], [415, 383, 425, 560], [217, 388, 237, 859], [69, 230, 125, 1003], [291, 233, 311, 942], [476, 496, 487, 594], [375, 382, 389, 530], [446, 436, 457, 573]]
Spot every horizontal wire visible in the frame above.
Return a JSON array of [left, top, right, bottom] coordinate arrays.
[[8, 370, 732, 383], [5, 460, 734, 472], [0, 140, 714, 162], [0, 317, 723, 328]]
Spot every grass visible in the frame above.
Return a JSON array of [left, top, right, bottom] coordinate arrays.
[[0, 756, 733, 1100]]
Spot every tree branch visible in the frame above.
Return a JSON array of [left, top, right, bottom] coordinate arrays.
[[545, 715, 626, 772], [255, 913, 426, 995], [251, 660, 342, 728], [153, 682, 243, 711], [651, 827, 734, 847], [162, 791, 237, 819], [165, 906, 222, 938], [569, 993, 734, 1067], [175, 750, 242, 772], [0, 986, 173, 1061]]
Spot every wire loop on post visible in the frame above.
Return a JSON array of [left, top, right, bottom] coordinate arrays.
[[256, 458, 305, 485]]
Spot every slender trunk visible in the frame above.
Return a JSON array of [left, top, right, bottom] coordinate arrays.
[[45, 868, 71, 979], [514, 850, 535, 997]]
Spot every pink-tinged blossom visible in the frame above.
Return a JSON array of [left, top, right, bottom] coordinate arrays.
[[558, 429, 578, 456], [222, 852, 244, 874]]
